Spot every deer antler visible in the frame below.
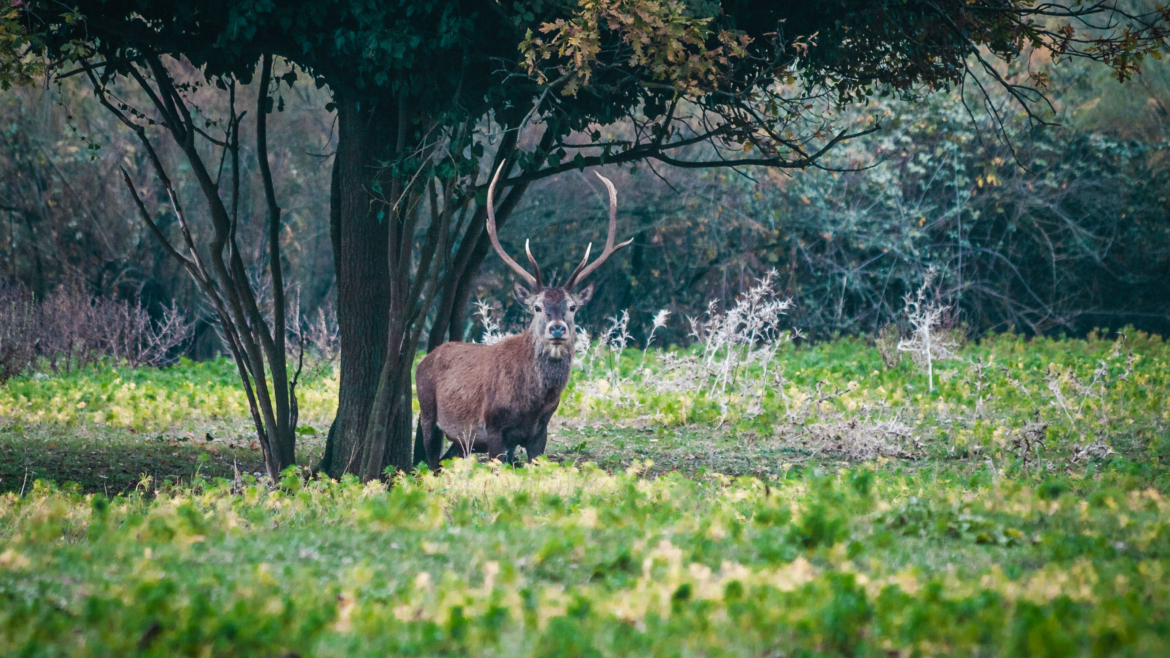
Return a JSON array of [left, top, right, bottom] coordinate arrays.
[[486, 163, 541, 289], [524, 239, 544, 290], [565, 172, 633, 291]]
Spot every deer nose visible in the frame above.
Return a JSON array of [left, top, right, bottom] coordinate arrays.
[[548, 323, 567, 339]]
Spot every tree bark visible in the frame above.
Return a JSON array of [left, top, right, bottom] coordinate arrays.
[[318, 96, 394, 478]]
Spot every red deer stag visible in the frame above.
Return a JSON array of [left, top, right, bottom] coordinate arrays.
[[416, 165, 631, 469]]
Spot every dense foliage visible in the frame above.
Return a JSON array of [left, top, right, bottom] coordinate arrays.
[[487, 82, 1170, 341], [4, 65, 1168, 350]]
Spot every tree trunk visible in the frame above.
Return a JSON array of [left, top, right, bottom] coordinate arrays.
[[318, 97, 394, 478], [323, 116, 544, 475]]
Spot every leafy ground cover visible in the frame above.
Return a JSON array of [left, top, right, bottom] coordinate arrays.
[[2, 331, 1169, 655], [0, 358, 336, 494], [3, 458, 1170, 656]]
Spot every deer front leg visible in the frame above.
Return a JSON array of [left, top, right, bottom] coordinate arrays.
[[501, 429, 525, 466], [525, 420, 551, 463], [483, 428, 507, 463]]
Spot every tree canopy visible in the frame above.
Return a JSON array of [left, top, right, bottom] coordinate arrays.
[[16, 1, 1168, 174]]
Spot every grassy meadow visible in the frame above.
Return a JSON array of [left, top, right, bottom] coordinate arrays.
[[2, 329, 1170, 656]]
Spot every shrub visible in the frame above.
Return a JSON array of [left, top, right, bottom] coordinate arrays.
[[0, 281, 36, 382], [0, 279, 193, 373]]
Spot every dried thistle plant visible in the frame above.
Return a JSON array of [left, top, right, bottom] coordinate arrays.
[[896, 267, 958, 392], [1042, 331, 1136, 462], [783, 417, 921, 460], [601, 310, 633, 385], [603, 311, 633, 355], [454, 426, 478, 463], [638, 309, 671, 372], [1068, 434, 1117, 466], [474, 299, 509, 346], [683, 270, 794, 419], [1010, 412, 1049, 475], [967, 356, 1008, 421], [572, 326, 593, 371], [773, 388, 922, 460], [563, 272, 795, 424]]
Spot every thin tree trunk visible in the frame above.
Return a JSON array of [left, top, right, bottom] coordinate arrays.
[[102, 56, 298, 479], [256, 54, 296, 469], [426, 124, 555, 352]]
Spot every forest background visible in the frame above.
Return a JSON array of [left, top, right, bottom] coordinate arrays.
[[2, 31, 1167, 357]]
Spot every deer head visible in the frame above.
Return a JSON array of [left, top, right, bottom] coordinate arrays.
[[485, 164, 632, 360]]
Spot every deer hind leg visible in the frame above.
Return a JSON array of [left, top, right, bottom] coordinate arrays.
[[419, 402, 444, 472], [417, 372, 443, 471], [421, 419, 444, 472]]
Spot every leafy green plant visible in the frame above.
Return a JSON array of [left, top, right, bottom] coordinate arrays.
[[3, 458, 1170, 656]]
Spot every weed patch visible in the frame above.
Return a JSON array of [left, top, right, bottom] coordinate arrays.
[[2, 461, 1169, 656]]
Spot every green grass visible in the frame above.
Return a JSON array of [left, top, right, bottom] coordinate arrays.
[[0, 356, 339, 431], [3, 329, 1167, 492], [0, 357, 335, 494], [3, 460, 1169, 656], [2, 332, 1170, 655]]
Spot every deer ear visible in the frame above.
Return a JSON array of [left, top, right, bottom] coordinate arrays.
[[574, 283, 594, 306], [513, 281, 534, 306]]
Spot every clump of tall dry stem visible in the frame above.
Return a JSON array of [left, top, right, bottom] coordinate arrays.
[[0, 279, 193, 379]]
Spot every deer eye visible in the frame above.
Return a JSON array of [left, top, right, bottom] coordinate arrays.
[[534, 305, 543, 313], [569, 305, 577, 312]]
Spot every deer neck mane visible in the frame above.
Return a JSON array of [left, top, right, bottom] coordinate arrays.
[[524, 329, 572, 395]]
